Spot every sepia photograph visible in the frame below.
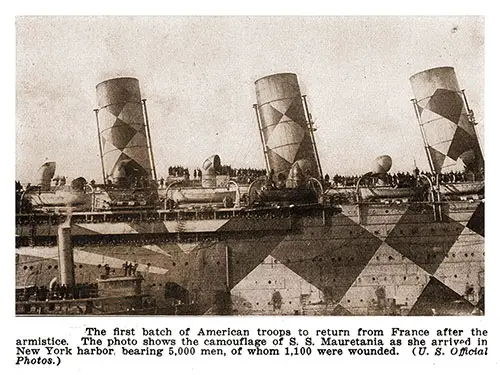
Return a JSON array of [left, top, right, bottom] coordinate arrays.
[[14, 15, 485, 317]]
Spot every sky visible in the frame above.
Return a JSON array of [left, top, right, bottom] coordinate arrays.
[[15, 16, 484, 183]]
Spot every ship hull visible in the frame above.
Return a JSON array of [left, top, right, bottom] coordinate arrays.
[[15, 201, 484, 315]]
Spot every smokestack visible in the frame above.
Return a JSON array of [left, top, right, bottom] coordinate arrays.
[[255, 73, 322, 181], [58, 222, 75, 288], [95, 77, 155, 185], [410, 67, 484, 175]]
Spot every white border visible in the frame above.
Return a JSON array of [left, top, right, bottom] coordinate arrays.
[[3, 1, 499, 374]]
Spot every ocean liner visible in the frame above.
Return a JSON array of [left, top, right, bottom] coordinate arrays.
[[15, 67, 484, 316]]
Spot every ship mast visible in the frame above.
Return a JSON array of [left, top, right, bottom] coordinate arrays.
[[411, 98, 436, 175], [253, 104, 271, 173], [94, 108, 107, 184], [302, 95, 323, 180], [142, 99, 158, 182]]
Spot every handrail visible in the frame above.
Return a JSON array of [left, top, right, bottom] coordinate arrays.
[[355, 172, 373, 203], [164, 181, 183, 209], [306, 177, 324, 202]]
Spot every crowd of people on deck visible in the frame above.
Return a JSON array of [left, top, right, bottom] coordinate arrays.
[[121, 261, 139, 277], [168, 166, 192, 179], [18, 283, 98, 302], [163, 165, 267, 185], [16, 163, 482, 198], [323, 169, 479, 189], [220, 166, 267, 184], [324, 171, 420, 188]]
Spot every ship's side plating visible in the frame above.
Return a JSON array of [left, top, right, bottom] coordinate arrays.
[[15, 200, 484, 315]]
